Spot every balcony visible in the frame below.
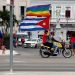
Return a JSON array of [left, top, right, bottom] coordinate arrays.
[[50, 18, 75, 25]]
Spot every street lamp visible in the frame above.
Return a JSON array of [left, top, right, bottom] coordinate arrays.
[[6, 0, 14, 72], [55, 18, 61, 38], [55, 6, 61, 37], [56, 18, 61, 29]]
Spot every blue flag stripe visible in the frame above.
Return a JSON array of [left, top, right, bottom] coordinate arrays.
[[20, 23, 36, 26], [20, 28, 45, 31]]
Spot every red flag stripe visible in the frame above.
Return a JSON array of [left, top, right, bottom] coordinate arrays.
[[37, 17, 50, 29]]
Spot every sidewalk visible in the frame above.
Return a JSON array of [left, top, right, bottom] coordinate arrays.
[[0, 49, 19, 56], [0, 71, 75, 75]]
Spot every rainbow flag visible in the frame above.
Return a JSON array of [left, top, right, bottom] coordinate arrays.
[[26, 4, 50, 17]]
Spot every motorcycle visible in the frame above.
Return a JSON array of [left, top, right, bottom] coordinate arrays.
[[39, 41, 72, 58]]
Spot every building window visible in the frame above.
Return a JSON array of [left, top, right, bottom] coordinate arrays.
[[56, 6, 61, 18], [3, 6, 6, 11], [65, 7, 71, 18], [20, 6, 25, 20], [65, 10, 70, 18]]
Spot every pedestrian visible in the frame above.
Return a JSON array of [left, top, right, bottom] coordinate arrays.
[[66, 36, 70, 48], [0, 31, 3, 49], [13, 33, 17, 47], [21, 36, 25, 46], [1, 45, 6, 54], [0, 31, 6, 54], [70, 35, 75, 55]]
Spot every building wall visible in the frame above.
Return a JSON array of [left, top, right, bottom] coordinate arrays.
[[0, 0, 6, 11], [0, 0, 75, 21], [0, 0, 75, 41], [0, 0, 29, 33], [0, 0, 29, 20], [52, 3, 75, 19], [29, 0, 75, 19], [29, 0, 75, 41]]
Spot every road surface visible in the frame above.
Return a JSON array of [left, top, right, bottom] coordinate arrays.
[[0, 47, 75, 71]]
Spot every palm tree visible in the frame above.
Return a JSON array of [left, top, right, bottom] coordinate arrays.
[[0, 10, 18, 32]]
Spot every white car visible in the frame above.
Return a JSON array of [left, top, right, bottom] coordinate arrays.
[[24, 38, 42, 48]]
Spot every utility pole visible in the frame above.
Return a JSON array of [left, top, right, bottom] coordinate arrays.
[[9, 0, 14, 72], [6, 0, 14, 72], [10, 5, 13, 72]]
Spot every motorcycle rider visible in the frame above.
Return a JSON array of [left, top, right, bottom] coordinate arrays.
[[42, 30, 53, 51]]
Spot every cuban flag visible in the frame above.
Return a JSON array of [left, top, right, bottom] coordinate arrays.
[[19, 17, 50, 31]]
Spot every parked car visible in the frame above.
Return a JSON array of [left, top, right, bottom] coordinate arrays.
[[24, 38, 42, 48]]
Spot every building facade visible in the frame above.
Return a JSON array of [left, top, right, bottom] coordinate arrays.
[[0, 0, 75, 41], [29, 0, 75, 41], [0, 0, 29, 20]]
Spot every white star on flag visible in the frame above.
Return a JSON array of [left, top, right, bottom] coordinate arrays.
[[43, 23, 46, 26]]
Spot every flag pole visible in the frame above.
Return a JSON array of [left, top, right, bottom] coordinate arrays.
[[48, 11, 51, 38], [48, 16, 50, 32], [49, 4, 51, 36]]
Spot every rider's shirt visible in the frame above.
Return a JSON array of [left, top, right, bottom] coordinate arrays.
[[70, 36, 75, 43], [42, 33, 47, 44]]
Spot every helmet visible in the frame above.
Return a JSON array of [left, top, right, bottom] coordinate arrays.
[[44, 30, 48, 34]]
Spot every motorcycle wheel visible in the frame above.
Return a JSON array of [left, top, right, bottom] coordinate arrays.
[[40, 48, 50, 58], [62, 49, 72, 58]]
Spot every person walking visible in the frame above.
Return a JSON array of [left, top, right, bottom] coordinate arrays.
[[70, 35, 75, 55], [0, 31, 6, 54], [0, 31, 3, 49], [13, 33, 17, 47], [21, 36, 25, 47]]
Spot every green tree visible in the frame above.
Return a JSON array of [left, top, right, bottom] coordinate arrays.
[[0, 10, 18, 32]]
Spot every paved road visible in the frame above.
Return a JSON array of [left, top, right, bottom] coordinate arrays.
[[0, 47, 75, 71]]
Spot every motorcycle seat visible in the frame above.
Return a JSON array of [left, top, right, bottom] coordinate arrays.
[[44, 46, 50, 48], [41, 44, 50, 48]]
